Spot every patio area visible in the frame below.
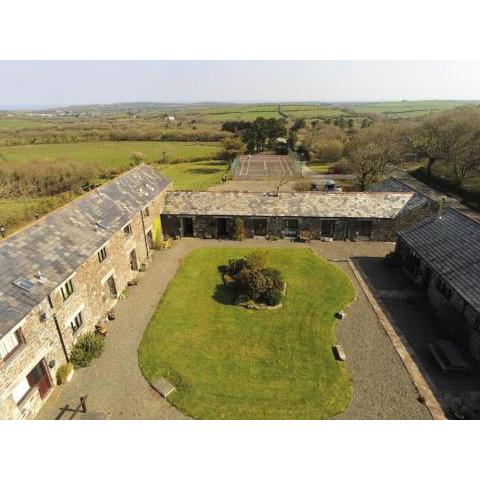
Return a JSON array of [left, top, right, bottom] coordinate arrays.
[[355, 256, 480, 418]]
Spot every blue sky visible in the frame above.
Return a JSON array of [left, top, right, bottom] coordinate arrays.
[[1, 61, 480, 107]]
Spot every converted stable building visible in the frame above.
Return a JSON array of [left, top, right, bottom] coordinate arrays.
[[0, 165, 170, 419], [161, 191, 415, 241], [396, 207, 480, 362]]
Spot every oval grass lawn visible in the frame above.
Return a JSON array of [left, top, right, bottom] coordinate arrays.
[[139, 247, 356, 419]]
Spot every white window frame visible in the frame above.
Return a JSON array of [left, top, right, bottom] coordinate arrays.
[[0, 329, 22, 359]]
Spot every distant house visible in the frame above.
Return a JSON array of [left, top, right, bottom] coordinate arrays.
[[395, 207, 480, 362]]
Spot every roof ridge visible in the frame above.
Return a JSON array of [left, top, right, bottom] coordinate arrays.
[[0, 163, 162, 246]]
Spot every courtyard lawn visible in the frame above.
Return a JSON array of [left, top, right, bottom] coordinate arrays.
[[139, 247, 356, 419]]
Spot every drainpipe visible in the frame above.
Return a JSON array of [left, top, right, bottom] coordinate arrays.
[[437, 196, 445, 219], [140, 209, 150, 260], [53, 313, 69, 363]]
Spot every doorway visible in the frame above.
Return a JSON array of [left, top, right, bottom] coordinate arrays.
[[284, 219, 299, 237], [129, 249, 138, 270], [253, 218, 267, 237], [181, 217, 194, 237], [356, 220, 372, 240], [146, 230, 153, 249], [29, 360, 51, 399], [216, 218, 229, 238]]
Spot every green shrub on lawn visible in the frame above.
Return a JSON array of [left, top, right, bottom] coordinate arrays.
[[69, 332, 105, 369], [262, 288, 283, 306], [56, 363, 73, 384], [262, 267, 285, 291], [224, 252, 285, 306]]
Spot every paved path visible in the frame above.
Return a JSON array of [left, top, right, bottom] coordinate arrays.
[[37, 238, 430, 420]]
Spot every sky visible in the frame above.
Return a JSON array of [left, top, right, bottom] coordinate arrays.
[[1, 61, 480, 108]]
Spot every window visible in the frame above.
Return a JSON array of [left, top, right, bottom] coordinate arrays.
[[0, 328, 24, 360], [98, 246, 107, 263], [143, 206, 150, 217], [107, 275, 117, 298], [321, 220, 336, 238], [11, 377, 31, 404], [436, 278, 452, 300], [61, 278, 74, 301], [123, 223, 132, 237], [70, 311, 83, 334]]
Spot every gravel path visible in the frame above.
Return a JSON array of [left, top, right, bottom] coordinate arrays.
[[37, 238, 430, 420]]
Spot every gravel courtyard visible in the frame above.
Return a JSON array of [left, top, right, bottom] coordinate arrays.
[[37, 238, 431, 420]]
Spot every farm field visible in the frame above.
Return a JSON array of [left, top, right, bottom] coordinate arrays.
[[156, 160, 227, 190], [195, 103, 347, 123], [139, 247, 355, 419], [0, 118, 53, 130], [344, 100, 480, 118], [0, 141, 221, 170]]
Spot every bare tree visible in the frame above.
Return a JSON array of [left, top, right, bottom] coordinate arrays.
[[346, 123, 408, 190], [409, 107, 480, 182]]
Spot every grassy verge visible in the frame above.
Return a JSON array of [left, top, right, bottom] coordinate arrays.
[[139, 247, 355, 419]]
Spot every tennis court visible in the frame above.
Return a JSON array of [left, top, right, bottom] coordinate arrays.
[[233, 154, 299, 180]]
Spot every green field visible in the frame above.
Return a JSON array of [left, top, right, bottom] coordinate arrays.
[[195, 104, 347, 123], [0, 117, 53, 130], [139, 247, 355, 419], [346, 100, 480, 118], [0, 141, 221, 170], [156, 160, 227, 190]]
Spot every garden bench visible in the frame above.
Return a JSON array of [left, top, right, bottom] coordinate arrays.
[[298, 230, 313, 243]]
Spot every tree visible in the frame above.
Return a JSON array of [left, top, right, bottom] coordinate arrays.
[[346, 123, 408, 190], [130, 151, 145, 165], [291, 118, 306, 131], [410, 107, 480, 183], [219, 137, 246, 165]]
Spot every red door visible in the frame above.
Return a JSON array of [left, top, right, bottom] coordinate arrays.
[[27, 361, 52, 399]]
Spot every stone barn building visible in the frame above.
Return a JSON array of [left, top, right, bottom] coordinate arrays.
[[396, 207, 480, 362], [0, 165, 170, 419], [161, 191, 415, 241]]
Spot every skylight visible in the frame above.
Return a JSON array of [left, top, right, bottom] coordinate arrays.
[[14, 278, 34, 291]]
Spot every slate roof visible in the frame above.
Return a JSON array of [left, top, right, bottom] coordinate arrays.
[[0, 164, 170, 338], [398, 207, 480, 314], [163, 191, 414, 219], [369, 177, 433, 211]]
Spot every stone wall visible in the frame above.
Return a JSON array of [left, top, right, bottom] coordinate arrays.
[[160, 214, 395, 241], [0, 190, 167, 420]]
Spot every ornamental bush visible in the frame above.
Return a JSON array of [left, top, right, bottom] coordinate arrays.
[[69, 332, 105, 369], [56, 363, 73, 385], [223, 251, 285, 307], [262, 288, 283, 306], [247, 269, 273, 300], [232, 217, 246, 240], [262, 268, 284, 291], [245, 250, 269, 271]]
